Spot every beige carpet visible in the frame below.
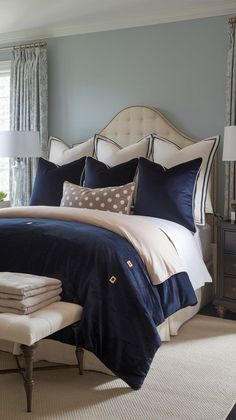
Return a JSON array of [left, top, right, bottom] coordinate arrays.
[[0, 315, 235, 420]]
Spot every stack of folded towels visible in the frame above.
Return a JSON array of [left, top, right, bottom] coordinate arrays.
[[0, 272, 62, 315]]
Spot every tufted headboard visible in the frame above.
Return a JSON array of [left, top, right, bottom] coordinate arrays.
[[98, 105, 196, 148], [49, 105, 197, 164]]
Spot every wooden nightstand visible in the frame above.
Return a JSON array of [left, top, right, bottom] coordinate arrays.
[[214, 220, 236, 317]]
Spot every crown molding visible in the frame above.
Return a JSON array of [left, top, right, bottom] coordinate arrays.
[[0, 3, 235, 46]]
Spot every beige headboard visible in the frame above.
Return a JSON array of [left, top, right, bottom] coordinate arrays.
[[98, 105, 196, 148], [49, 105, 197, 161]]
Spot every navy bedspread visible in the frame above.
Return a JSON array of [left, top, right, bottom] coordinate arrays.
[[0, 217, 197, 389]]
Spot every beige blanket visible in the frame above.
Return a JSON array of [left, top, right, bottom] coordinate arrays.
[[0, 296, 61, 315], [0, 287, 62, 310], [0, 285, 62, 300], [0, 272, 61, 297], [0, 206, 185, 286]]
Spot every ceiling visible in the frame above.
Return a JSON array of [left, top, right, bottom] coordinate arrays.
[[0, 0, 235, 45]]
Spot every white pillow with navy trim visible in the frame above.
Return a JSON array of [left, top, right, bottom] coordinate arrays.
[[151, 134, 219, 226], [49, 136, 94, 165], [93, 134, 152, 166]]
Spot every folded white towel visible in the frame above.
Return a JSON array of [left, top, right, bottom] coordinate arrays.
[[0, 272, 61, 297], [0, 296, 61, 315]]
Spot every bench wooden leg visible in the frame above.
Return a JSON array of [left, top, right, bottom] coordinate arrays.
[[75, 346, 84, 375], [20, 343, 37, 413]]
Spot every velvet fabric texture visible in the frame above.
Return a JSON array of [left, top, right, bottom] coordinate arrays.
[[84, 157, 138, 188], [134, 157, 202, 232], [0, 217, 197, 389], [30, 157, 86, 206]]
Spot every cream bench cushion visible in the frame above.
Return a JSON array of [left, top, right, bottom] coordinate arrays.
[[0, 300, 83, 412], [0, 301, 83, 346]]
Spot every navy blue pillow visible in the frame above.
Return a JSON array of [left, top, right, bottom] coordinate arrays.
[[84, 157, 138, 188], [30, 157, 86, 206], [134, 157, 202, 232]]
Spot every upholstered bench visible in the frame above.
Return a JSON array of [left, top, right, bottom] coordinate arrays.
[[0, 301, 83, 412]]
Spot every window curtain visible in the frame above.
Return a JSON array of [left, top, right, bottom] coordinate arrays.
[[224, 20, 236, 219], [10, 44, 48, 205]]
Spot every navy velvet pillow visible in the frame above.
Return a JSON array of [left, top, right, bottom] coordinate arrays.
[[134, 157, 202, 232], [30, 157, 86, 206], [84, 157, 138, 188]]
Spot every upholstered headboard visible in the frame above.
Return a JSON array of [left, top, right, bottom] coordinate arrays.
[[98, 105, 196, 148], [49, 105, 197, 164]]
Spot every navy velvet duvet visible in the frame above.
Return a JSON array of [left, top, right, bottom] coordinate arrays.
[[0, 217, 197, 389]]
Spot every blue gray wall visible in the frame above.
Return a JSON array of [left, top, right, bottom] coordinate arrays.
[[0, 15, 229, 211], [46, 16, 229, 212], [47, 16, 228, 146]]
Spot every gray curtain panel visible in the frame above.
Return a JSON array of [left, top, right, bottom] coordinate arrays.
[[10, 45, 48, 205], [224, 22, 236, 219]]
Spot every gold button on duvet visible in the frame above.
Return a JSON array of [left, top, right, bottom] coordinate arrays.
[[109, 276, 117, 284]]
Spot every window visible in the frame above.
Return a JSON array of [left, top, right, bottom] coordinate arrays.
[[0, 61, 10, 197]]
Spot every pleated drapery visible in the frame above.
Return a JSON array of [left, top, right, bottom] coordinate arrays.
[[224, 21, 236, 219], [10, 45, 48, 205]]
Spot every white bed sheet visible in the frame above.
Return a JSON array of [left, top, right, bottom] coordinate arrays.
[[139, 216, 212, 290]]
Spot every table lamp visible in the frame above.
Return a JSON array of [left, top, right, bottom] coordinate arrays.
[[0, 131, 41, 206]]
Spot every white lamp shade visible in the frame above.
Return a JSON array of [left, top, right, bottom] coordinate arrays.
[[222, 126, 236, 161], [0, 131, 41, 158]]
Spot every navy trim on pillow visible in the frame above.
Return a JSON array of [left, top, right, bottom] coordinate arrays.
[[93, 134, 122, 159], [30, 157, 86, 206], [93, 133, 152, 161], [84, 157, 138, 188], [199, 136, 219, 225], [134, 157, 202, 232], [149, 134, 181, 161]]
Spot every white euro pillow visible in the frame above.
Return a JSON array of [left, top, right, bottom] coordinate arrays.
[[49, 136, 94, 165], [93, 134, 152, 166]]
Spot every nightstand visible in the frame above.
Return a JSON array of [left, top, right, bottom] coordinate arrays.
[[214, 220, 236, 317]]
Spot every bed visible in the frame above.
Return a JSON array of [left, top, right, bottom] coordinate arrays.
[[0, 105, 219, 388]]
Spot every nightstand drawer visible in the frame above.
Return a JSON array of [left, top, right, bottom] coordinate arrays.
[[224, 254, 236, 275], [224, 230, 236, 253], [223, 277, 236, 300]]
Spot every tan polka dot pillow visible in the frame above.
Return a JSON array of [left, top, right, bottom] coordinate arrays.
[[60, 181, 135, 214]]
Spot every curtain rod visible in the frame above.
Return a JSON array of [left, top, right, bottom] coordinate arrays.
[[0, 41, 47, 53], [229, 17, 236, 24]]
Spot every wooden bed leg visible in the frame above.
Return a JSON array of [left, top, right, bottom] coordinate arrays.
[[20, 343, 37, 412], [75, 347, 84, 375], [216, 305, 226, 318]]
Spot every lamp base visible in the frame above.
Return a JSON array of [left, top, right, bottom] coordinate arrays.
[[230, 200, 236, 224], [12, 158, 25, 207]]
